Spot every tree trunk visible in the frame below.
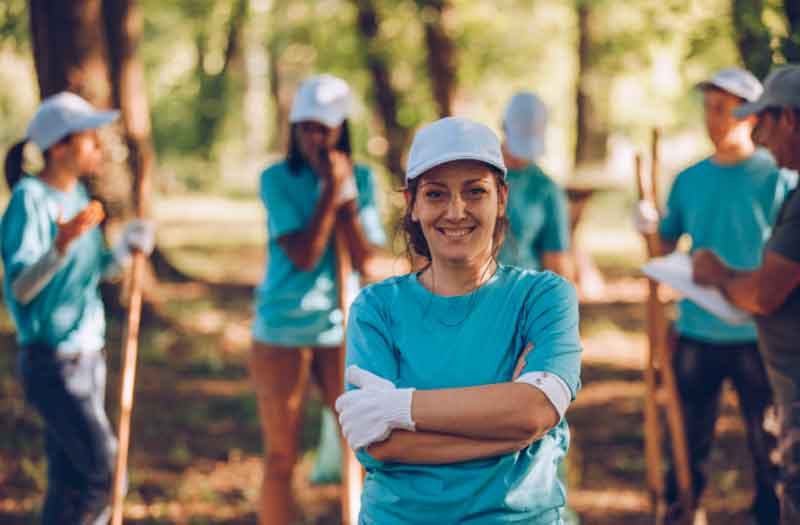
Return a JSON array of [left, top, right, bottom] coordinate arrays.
[[195, 0, 248, 157], [417, 0, 457, 118], [574, 2, 608, 170], [29, 0, 113, 102], [353, 0, 411, 183], [731, 0, 772, 79], [782, 0, 800, 63], [102, 0, 155, 219]]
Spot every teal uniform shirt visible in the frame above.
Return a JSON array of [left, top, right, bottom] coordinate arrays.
[[499, 164, 570, 270], [659, 149, 797, 343], [346, 266, 582, 524], [1, 177, 113, 356], [253, 160, 386, 348]]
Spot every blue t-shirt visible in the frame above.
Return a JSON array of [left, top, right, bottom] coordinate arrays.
[[345, 266, 582, 524], [659, 150, 797, 343], [499, 164, 570, 271], [253, 160, 386, 348], [1, 177, 113, 356]]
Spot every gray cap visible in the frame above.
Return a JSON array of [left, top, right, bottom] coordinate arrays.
[[502, 91, 547, 162], [26, 92, 119, 151], [697, 67, 763, 102], [734, 65, 800, 118], [406, 117, 507, 183]]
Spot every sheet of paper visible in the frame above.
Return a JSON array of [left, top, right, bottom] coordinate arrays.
[[641, 252, 751, 325]]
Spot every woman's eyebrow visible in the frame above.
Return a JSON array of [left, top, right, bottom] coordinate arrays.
[[419, 180, 449, 189]]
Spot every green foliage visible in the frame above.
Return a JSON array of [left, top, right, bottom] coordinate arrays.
[[3, 0, 798, 191]]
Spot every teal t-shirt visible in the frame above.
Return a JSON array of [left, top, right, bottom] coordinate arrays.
[[253, 160, 386, 348], [659, 150, 797, 343], [499, 164, 570, 271], [345, 266, 582, 524], [1, 177, 113, 356]]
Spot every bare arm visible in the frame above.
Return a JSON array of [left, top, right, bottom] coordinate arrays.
[[541, 252, 574, 281], [722, 252, 800, 315], [411, 382, 559, 442], [335, 201, 379, 274], [278, 184, 339, 271], [367, 430, 532, 465], [693, 249, 800, 315]]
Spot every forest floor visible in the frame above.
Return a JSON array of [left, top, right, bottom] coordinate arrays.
[[0, 193, 762, 524]]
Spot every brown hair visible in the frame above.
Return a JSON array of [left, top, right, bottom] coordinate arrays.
[[399, 168, 509, 265]]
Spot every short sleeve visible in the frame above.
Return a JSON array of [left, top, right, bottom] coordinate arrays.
[[659, 173, 684, 242], [1, 189, 51, 282], [766, 190, 800, 262], [260, 166, 304, 240], [354, 165, 387, 247], [344, 288, 396, 469], [536, 184, 570, 254], [520, 274, 582, 399]]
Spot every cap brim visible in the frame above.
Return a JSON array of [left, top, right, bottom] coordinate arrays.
[[407, 152, 507, 181], [288, 111, 346, 128], [733, 100, 767, 119], [72, 110, 120, 134]]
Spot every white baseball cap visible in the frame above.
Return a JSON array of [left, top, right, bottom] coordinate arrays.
[[405, 116, 507, 183], [697, 67, 763, 103], [734, 65, 800, 118], [503, 91, 547, 162], [289, 74, 351, 128], [26, 92, 119, 151]]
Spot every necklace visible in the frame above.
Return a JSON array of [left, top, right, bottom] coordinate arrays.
[[420, 259, 498, 327]]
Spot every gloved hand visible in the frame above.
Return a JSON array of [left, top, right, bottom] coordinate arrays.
[[335, 365, 415, 451], [112, 219, 156, 265], [335, 176, 358, 206], [633, 200, 660, 235]]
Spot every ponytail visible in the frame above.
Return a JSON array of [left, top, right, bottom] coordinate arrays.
[[4, 140, 28, 190]]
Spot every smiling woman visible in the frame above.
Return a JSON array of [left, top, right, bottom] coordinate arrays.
[[336, 117, 583, 524]]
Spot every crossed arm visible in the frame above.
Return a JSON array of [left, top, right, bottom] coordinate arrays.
[[366, 383, 559, 464]]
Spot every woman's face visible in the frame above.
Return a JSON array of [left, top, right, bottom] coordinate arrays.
[[51, 129, 103, 176], [295, 120, 343, 170], [410, 160, 507, 266]]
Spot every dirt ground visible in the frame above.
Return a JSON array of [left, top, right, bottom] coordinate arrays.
[[0, 203, 765, 524]]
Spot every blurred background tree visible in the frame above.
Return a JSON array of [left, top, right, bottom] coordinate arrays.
[[1, 0, 798, 195]]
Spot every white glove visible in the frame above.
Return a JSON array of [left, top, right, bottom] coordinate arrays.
[[112, 219, 156, 265], [633, 200, 660, 235], [336, 176, 358, 206], [335, 365, 415, 451]]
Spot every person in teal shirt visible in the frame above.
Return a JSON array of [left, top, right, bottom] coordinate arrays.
[[2, 92, 154, 525], [336, 117, 582, 524], [249, 74, 389, 525], [634, 68, 796, 525], [498, 92, 572, 279]]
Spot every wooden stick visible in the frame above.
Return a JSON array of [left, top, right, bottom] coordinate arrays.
[[637, 130, 694, 524], [111, 252, 144, 525], [334, 222, 362, 525], [637, 153, 664, 514], [649, 130, 694, 521]]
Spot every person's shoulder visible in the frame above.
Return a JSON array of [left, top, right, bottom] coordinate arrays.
[[747, 148, 779, 172], [352, 273, 415, 318], [777, 168, 798, 189], [676, 157, 712, 180], [261, 159, 290, 179], [498, 265, 576, 300], [353, 162, 378, 186], [359, 273, 414, 301], [7, 177, 46, 207]]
